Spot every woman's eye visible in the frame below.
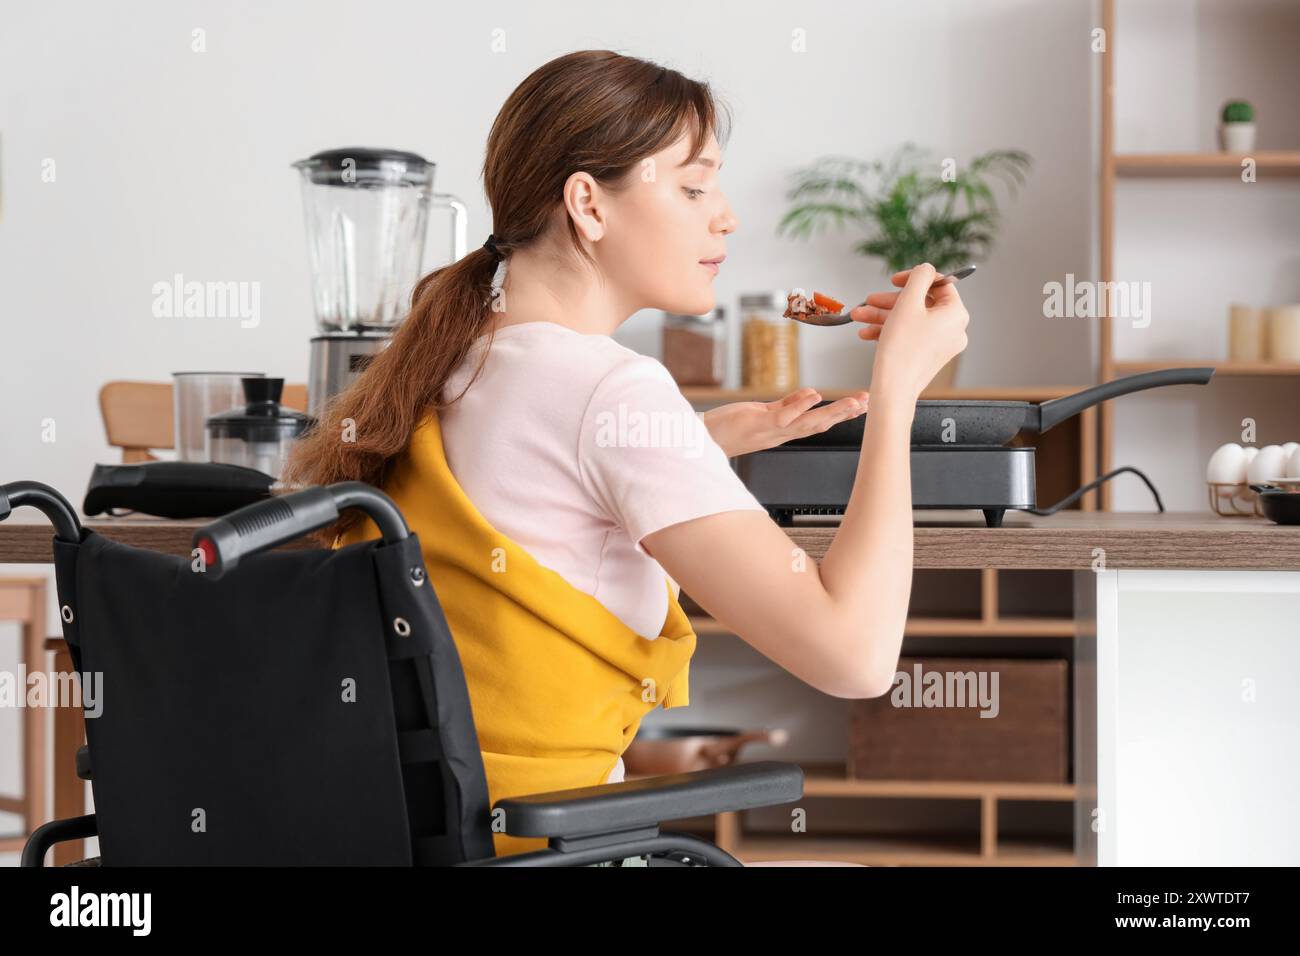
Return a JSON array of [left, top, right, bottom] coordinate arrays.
[[683, 187, 705, 200]]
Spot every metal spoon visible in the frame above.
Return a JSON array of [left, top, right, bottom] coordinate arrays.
[[788, 264, 977, 327]]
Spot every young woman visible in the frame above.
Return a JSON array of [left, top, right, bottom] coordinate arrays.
[[286, 50, 968, 861]]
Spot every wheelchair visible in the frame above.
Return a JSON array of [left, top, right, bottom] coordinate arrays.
[[1, 479, 802, 866]]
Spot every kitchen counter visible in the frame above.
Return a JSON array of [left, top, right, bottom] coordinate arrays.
[[3, 510, 1299, 569], [790, 510, 1300, 570]]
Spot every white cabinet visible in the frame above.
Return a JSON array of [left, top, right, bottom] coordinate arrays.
[[1077, 569, 1300, 865]]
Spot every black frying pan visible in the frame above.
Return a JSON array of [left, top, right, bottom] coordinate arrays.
[[787, 367, 1215, 447]]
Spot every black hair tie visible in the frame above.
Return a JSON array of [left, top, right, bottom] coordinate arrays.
[[483, 233, 503, 258]]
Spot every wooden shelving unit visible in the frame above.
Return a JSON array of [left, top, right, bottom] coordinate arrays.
[[677, 554, 1078, 863], [634, 766, 1077, 867], [1097, 0, 1300, 508]]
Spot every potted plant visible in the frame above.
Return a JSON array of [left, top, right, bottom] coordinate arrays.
[[1219, 100, 1256, 152], [778, 143, 1030, 387]]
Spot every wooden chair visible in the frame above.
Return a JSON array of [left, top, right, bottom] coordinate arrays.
[[0, 579, 49, 858], [98, 380, 308, 462], [41, 636, 83, 866]]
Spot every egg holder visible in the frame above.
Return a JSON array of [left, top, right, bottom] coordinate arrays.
[[1207, 480, 1263, 517]]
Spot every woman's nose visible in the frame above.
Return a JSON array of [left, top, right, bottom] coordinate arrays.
[[715, 198, 739, 235]]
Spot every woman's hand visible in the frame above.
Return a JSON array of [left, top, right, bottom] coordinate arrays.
[[849, 263, 970, 405], [701, 387, 869, 458]]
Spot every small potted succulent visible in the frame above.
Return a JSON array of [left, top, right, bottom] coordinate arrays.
[[1219, 100, 1256, 153]]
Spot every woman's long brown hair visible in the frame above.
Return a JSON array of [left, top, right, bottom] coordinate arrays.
[[284, 50, 728, 541]]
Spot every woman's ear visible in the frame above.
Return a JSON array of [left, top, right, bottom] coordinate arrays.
[[562, 171, 606, 243]]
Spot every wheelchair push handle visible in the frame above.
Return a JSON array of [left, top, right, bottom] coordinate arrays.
[[0, 480, 82, 542], [192, 481, 408, 580]]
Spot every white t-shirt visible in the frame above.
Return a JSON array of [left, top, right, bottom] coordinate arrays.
[[439, 321, 768, 783]]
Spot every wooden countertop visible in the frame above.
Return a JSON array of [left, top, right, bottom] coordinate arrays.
[[2, 510, 1299, 570], [793, 510, 1300, 570]]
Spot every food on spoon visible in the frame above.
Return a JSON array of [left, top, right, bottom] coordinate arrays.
[[783, 290, 844, 319], [813, 292, 845, 313]]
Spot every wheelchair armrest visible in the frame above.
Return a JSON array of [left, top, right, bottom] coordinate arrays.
[[21, 813, 98, 867], [494, 760, 803, 840]]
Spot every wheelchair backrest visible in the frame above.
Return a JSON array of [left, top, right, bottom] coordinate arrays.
[[52, 529, 496, 865]]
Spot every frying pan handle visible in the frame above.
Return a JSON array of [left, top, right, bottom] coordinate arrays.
[[1035, 367, 1215, 435]]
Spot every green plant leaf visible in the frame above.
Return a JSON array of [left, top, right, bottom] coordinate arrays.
[[779, 143, 1032, 271]]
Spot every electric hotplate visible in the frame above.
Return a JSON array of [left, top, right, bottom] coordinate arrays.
[[735, 444, 1035, 528]]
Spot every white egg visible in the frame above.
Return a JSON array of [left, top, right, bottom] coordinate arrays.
[[1282, 441, 1300, 458], [1206, 443, 1247, 483], [1288, 447, 1300, 479], [1247, 445, 1288, 484], [1244, 446, 1259, 464]]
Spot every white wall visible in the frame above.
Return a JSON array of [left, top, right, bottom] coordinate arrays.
[[0, 0, 1097, 489], [0, 0, 1098, 837]]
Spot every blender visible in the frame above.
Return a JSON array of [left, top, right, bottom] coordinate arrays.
[[293, 147, 468, 417]]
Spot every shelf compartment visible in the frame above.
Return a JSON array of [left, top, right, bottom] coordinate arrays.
[[909, 569, 983, 620], [633, 764, 1079, 866], [687, 614, 1074, 639], [997, 570, 1074, 619], [800, 766, 1076, 801], [847, 657, 1070, 784], [1113, 151, 1300, 177], [730, 833, 1074, 867], [1112, 359, 1300, 377]]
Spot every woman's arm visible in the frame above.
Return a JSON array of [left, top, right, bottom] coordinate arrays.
[[641, 264, 969, 699]]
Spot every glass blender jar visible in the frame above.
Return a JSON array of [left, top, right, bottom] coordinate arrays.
[[293, 147, 468, 416]]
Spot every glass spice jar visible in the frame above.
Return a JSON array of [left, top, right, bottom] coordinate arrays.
[[740, 291, 799, 390], [662, 308, 726, 387]]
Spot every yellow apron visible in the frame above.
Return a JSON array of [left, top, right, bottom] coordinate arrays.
[[335, 410, 697, 857]]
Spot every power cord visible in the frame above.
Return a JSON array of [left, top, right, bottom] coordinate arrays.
[[1029, 465, 1164, 516]]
